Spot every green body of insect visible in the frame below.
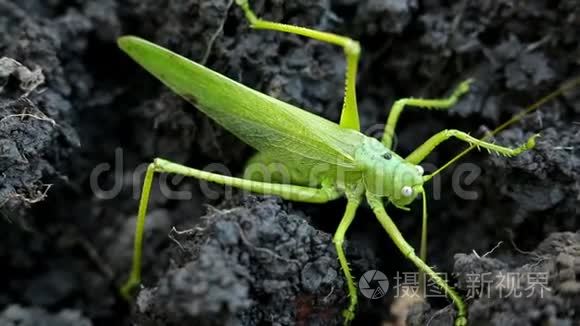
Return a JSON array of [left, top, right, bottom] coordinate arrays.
[[117, 1, 538, 325]]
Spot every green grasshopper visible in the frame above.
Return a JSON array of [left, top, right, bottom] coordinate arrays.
[[118, 1, 539, 324]]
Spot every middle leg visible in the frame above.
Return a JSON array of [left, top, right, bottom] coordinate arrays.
[[382, 79, 473, 149], [333, 185, 364, 324]]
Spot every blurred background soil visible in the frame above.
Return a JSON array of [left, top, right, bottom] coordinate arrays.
[[0, 0, 579, 325]]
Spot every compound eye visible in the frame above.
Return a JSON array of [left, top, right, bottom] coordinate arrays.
[[415, 165, 424, 176], [401, 186, 413, 197]]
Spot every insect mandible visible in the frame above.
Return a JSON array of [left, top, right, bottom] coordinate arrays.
[[117, 1, 540, 325]]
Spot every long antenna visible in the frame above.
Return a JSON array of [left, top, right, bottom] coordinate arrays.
[[424, 76, 580, 182]]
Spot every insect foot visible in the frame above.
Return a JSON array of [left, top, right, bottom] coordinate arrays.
[[120, 277, 139, 300], [503, 133, 539, 157], [342, 307, 355, 325], [456, 78, 474, 95], [455, 315, 468, 326], [527, 133, 540, 149]]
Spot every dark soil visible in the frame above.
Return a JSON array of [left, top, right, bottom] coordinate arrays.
[[1, 0, 579, 326]]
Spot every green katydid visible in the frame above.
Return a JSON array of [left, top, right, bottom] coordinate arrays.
[[117, 0, 540, 324]]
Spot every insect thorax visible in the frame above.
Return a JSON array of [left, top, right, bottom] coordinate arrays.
[[355, 137, 424, 206]]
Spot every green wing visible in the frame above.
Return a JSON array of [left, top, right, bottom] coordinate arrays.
[[118, 36, 362, 169]]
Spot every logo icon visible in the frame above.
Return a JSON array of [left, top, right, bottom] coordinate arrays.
[[359, 270, 389, 299]]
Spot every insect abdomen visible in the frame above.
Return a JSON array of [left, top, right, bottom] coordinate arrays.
[[243, 152, 329, 187]]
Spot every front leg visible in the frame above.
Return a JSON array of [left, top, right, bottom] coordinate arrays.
[[366, 193, 467, 326], [405, 129, 538, 165]]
